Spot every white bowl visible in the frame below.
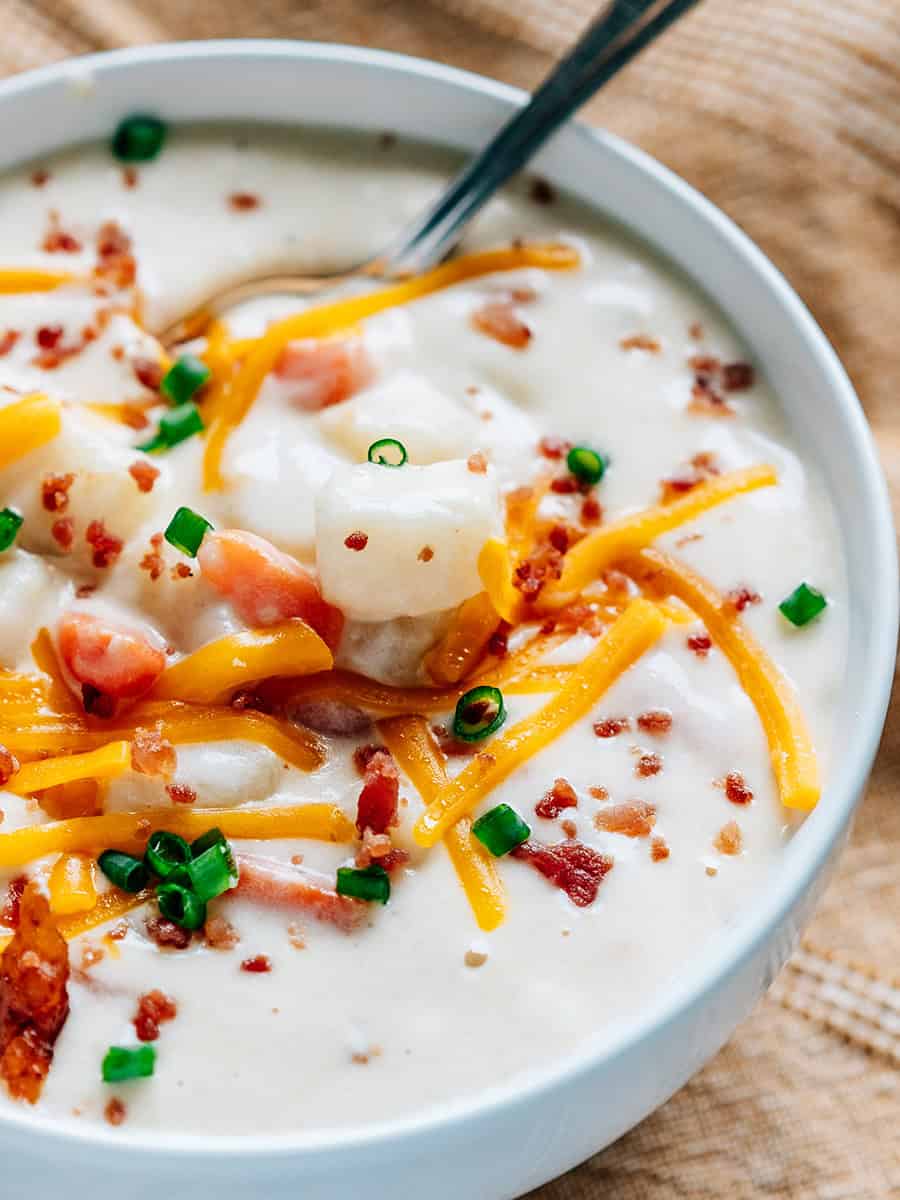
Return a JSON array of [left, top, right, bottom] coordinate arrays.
[[0, 41, 895, 1200]]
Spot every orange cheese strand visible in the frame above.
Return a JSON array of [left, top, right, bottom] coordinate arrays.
[[413, 598, 668, 847], [424, 592, 500, 686], [379, 716, 505, 932], [6, 741, 131, 797], [202, 242, 580, 491], [0, 394, 62, 470], [0, 269, 74, 294], [30, 627, 79, 716], [0, 887, 152, 954], [620, 548, 819, 810], [48, 853, 98, 916]]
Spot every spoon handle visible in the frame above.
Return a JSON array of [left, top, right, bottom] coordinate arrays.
[[383, 0, 701, 276]]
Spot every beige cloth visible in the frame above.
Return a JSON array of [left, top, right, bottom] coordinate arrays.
[[2, 1, 899, 1194]]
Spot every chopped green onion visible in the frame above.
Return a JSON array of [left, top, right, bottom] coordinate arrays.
[[137, 402, 204, 454], [161, 355, 211, 407], [156, 881, 207, 930], [98, 850, 150, 894], [336, 865, 390, 904], [144, 830, 192, 880], [102, 1044, 156, 1083], [164, 506, 213, 557], [472, 803, 531, 857], [190, 826, 227, 858], [566, 446, 607, 486], [175, 842, 239, 903], [111, 114, 167, 163], [0, 508, 23, 552], [452, 685, 506, 743], [779, 582, 827, 627], [367, 438, 408, 468]]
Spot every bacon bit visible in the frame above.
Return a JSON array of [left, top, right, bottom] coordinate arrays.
[[487, 627, 509, 658], [35, 325, 63, 350], [353, 744, 386, 775], [722, 772, 754, 806], [287, 923, 305, 950], [687, 632, 712, 658], [714, 820, 743, 856], [170, 563, 192, 581], [688, 321, 704, 340], [688, 354, 721, 374], [637, 709, 672, 735], [650, 835, 670, 862], [581, 495, 602, 524], [139, 532, 165, 581], [128, 461, 159, 494], [234, 854, 367, 933], [131, 728, 176, 779], [535, 777, 578, 820], [724, 586, 761, 615], [41, 212, 82, 255], [94, 220, 136, 290], [538, 436, 571, 460], [81, 685, 115, 719], [0, 747, 19, 788], [0, 885, 70, 1103], [344, 531, 368, 551], [105, 1097, 126, 1126], [589, 786, 608, 802], [374, 848, 410, 874], [471, 300, 532, 350], [417, 545, 434, 563], [355, 830, 392, 869], [0, 331, 19, 357], [108, 923, 128, 942], [548, 524, 571, 554], [122, 167, 139, 190], [529, 177, 557, 205], [706, 864, 718, 877], [512, 839, 614, 907], [465, 944, 489, 967], [689, 378, 733, 418], [723, 362, 755, 391], [560, 818, 578, 838], [1, 878, 26, 929], [132, 990, 177, 1042], [550, 475, 579, 495], [241, 955, 272, 974], [430, 723, 478, 758], [41, 472, 75, 514], [466, 451, 488, 475], [620, 333, 661, 353], [77, 943, 102, 973], [144, 916, 192, 951], [595, 800, 656, 837], [204, 915, 240, 950], [593, 716, 630, 738], [85, 520, 124, 569], [635, 752, 662, 778], [132, 357, 163, 392], [165, 784, 196, 806], [659, 451, 721, 503], [356, 750, 399, 836], [512, 538, 564, 602], [228, 192, 261, 212], [31, 169, 50, 188]]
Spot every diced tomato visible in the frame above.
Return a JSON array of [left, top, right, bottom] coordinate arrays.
[[233, 855, 367, 933], [356, 750, 399, 836], [57, 611, 166, 702], [273, 338, 373, 412], [198, 530, 343, 649]]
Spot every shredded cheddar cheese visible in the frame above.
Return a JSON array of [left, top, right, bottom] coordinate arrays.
[[0, 269, 75, 294], [48, 853, 98, 916], [424, 592, 499, 686], [478, 538, 521, 624], [6, 741, 131, 797], [0, 393, 62, 470]]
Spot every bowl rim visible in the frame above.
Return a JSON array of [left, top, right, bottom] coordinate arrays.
[[0, 37, 896, 1161]]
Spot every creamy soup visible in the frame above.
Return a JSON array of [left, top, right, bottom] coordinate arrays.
[[0, 124, 845, 1136]]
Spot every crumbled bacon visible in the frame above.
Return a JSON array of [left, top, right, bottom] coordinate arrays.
[[471, 300, 532, 349], [30, 169, 50, 188], [714, 820, 743, 855], [1, 878, 26, 929], [0, 886, 70, 1102], [580, 495, 602, 524], [94, 220, 136, 289], [234, 854, 367, 933], [722, 772, 753, 806], [132, 990, 177, 1042], [535, 777, 578, 820], [529, 177, 556, 205], [688, 371, 733, 417], [122, 167, 139, 190], [228, 192, 261, 211], [512, 839, 614, 907], [0, 331, 19, 357], [171, 563, 192, 581], [723, 362, 755, 391], [41, 472, 75, 513], [724, 587, 761, 615], [688, 321, 704, 340], [650, 835, 670, 861], [241, 955, 271, 973], [620, 333, 661, 353], [41, 212, 82, 255], [132, 357, 163, 392], [353, 744, 386, 775], [637, 709, 672, 735], [589, 785, 608, 802], [128, 461, 159, 494], [35, 325, 63, 350], [512, 538, 565, 602], [659, 451, 721, 503], [204, 915, 240, 950], [105, 1097, 127, 1125], [467, 451, 488, 474], [431, 723, 478, 758], [594, 800, 656, 837], [81, 684, 115, 719], [593, 716, 630, 738], [0, 747, 19, 788], [139, 532, 165, 581], [550, 475, 578, 495], [145, 916, 192, 950], [166, 784, 196, 806], [635, 752, 662, 778], [538, 436, 570, 460], [373, 848, 410, 874], [487, 627, 509, 658], [687, 632, 712, 657], [548, 524, 571, 554], [131, 728, 176, 779], [344, 531, 368, 551], [85, 520, 123, 569], [356, 750, 399, 836]]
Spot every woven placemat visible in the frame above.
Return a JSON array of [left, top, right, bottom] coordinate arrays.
[[2, 2, 899, 1195]]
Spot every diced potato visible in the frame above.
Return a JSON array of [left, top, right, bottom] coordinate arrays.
[[0, 550, 62, 668], [318, 370, 479, 464], [104, 742, 283, 811], [315, 459, 500, 621]]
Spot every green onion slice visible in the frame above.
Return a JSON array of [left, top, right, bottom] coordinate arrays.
[[367, 438, 408, 468], [144, 830, 192, 880], [175, 842, 239, 903], [779, 582, 827, 627], [98, 850, 150, 894], [156, 881, 207, 931], [137, 402, 204, 454], [566, 446, 607, 486], [452, 685, 506, 743], [0, 508, 23, 553], [111, 114, 167, 163], [164, 506, 213, 557], [336, 865, 390, 904], [472, 803, 531, 857], [190, 827, 227, 858], [102, 1044, 156, 1083], [161, 355, 211, 407]]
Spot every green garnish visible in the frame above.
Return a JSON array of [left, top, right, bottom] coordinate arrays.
[[161, 355, 211, 407], [175, 840, 239, 903], [138, 401, 204, 454], [144, 830, 192, 880], [336, 865, 390, 904], [452, 685, 506, 743], [367, 438, 408, 467], [111, 114, 167, 163], [566, 446, 606, 486], [190, 827, 227, 857], [98, 850, 150, 894], [164, 506, 213, 557], [472, 803, 531, 857], [0, 508, 23, 552], [156, 880, 207, 931], [779, 582, 827, 627], [102, 1045, 156, 1083]]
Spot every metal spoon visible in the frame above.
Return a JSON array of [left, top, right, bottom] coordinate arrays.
[[161, 0, 700, 346]]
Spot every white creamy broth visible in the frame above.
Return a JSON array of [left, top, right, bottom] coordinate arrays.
[[0, 126, 845, 1136]]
